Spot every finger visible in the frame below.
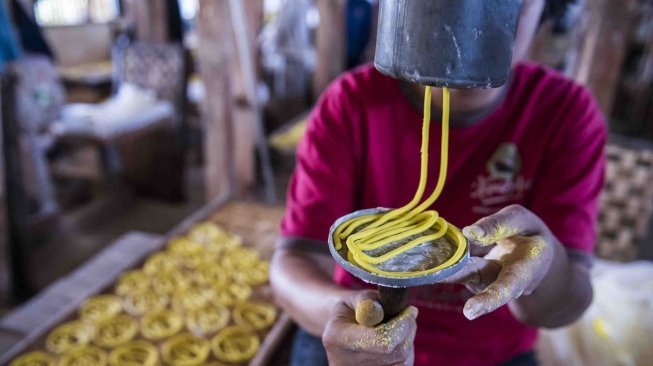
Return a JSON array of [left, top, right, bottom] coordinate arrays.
[[373, 306, 418, 352], [440, 257, 502, 292], [462, 267, 527, 320], [333, 290, 383, 323], [389, 315, 417, 365], [356, 299, 384, 327], [331, 306, 417, 354], [346, 290, 384, 327], [462, 205, 544, 246]]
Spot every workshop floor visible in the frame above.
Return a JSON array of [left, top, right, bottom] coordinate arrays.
[[25, 166, 206, 293]]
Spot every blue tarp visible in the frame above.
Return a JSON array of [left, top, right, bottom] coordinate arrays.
[[0, 0, 22, 68]]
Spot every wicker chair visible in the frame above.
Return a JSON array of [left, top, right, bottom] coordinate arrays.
[[597, 137, 653, 261], [112, 41, 187, 124]]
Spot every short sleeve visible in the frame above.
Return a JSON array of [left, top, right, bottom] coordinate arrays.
[[280, 78, 360, 242], [529, 87, 607, 253]]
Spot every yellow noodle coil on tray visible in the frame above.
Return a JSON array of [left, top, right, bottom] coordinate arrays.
[[79, 295, 122, 323], [122, 289, 169, 317], [212, 282, 252, 306], [228, 247, 260, 266], [10, 351, 55, 366], [115, 270, 151, 296], [143, 251, 181, 274], [108, 340, 158, 366], [233, 261, 269, 286], [211, 326, 260, 363], [161, 332, 211, 366], [45, 320, 94, 354], [168, 237, 205, 255], [152, 270, 191, 294], [233, 301, 277, 330], [186, 304, 230, 337], [178, 248, 217, 269], [94, 314, 139, 348], [141, 310, 184, 340], [187, 222, 228, 245], [193, 263, 229, 287], [172, 286, 214, 313], [58, 345, 107, 366]]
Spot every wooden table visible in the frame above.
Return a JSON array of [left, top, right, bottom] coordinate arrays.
[[0, 200, 292, 365]]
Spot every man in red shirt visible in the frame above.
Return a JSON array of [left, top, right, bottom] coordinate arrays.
[[271, 0, 606, 365]]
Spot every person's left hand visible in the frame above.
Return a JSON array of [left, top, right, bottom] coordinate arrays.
[[443, 205, 557, 320]]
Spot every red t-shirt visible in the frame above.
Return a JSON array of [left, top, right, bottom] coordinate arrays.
[[281, 63, 606, 366]]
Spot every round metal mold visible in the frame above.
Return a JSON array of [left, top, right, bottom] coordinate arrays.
[[328, 208, 470, 288]]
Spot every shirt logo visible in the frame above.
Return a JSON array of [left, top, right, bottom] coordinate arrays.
[[471, 143, 532, 215]]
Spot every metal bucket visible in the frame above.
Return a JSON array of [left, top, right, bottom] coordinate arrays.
[[374, 0, 523, 88]]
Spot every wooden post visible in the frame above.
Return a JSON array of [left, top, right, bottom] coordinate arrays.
[[313, 0, 347, 97], [573, 0, 635, 116], [198, 0, 235, 201], [230, 0, 264, 196], [123, 0, 169, 42], [0, 73, 13, 304]]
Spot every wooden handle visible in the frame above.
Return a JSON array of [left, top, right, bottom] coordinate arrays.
[[378, 286, 409, 320], [355, 287, 409, 327]]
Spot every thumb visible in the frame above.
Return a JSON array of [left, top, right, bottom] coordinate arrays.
[[352, 291, 384, 327]]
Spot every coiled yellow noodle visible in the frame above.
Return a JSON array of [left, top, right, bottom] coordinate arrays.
[[171, 286, 213, 313], [232, 261, 269, 285], [10, 351, 55, 366], [94, 314, 139, 348], [186, 304, 230, 337], [152, 270, 191, 294], [115, 270, 150, 296], [143, 252, 180, 274], [211, 326, 260, 363], [108, 340, 158, 366], [333, 87, 467, 278], [140, 310, 184, 340], [161, 333, 211, 366], [79, 295, 122, 323], [45, 320, 94, 354], [58, 345, 107, 366], [212, 283, 252, 306], [232, 301, 277, 330], [122, 289, 169, 317], [193, 263, 229, 287]]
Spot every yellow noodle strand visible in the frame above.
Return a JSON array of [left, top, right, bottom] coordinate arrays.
[[333, 87, 467, 277]]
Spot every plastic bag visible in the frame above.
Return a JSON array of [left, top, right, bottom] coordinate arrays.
[[539, 260, 653, 366]]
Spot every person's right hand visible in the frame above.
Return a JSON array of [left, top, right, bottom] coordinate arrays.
[[322, 290, 418, 366]]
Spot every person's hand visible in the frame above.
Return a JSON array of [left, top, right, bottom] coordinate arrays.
[[444, 205, 556, 320], [322, 290, 418, 366]]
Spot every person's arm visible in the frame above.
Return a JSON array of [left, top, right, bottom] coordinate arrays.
[[445, 85, 606, 328], [270, 236, 355, 335]]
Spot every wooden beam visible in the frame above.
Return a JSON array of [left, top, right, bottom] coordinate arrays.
[[123, 0, 169, 42], [198, 0, 235, 201], [0, 73, 13, 304], [313, 0, 347, 97], [574, 0, 636, 116], [230, 0, 264, 196]]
